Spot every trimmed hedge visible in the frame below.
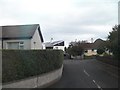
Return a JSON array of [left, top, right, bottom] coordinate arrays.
[[2, 50, 63, 83]]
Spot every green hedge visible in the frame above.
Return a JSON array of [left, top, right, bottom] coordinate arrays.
[[96, 56, 118, 67], [2, 50, 63, 83]]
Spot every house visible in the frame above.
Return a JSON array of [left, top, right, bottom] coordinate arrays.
[[69, 39, 105, 56], [0, 24, 44, 49], [44, 40, 65, 51], [83, 39, 105, 56]]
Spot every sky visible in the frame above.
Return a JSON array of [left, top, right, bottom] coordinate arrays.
[[0, 0, 119, 47]]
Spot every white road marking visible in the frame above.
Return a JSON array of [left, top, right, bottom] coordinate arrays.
[[93, 80, 102, 90], [84, 70, 90, 77]]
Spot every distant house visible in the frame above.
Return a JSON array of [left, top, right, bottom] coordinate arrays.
[[83, 39, 105, 56], [44, 40, 65, 51], [70, 39, 105, 56], [0, 24, 44, 49]]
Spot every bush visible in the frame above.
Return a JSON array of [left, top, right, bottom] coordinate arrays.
[[2, 50, 63, 83], [97, 48, 105, 55]]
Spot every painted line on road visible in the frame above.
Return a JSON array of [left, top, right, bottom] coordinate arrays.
[[84, 70, 90, 77], [93, 80, 102, 90]]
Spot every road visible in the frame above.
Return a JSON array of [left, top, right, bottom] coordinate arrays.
[[49, 59, 118, 88]]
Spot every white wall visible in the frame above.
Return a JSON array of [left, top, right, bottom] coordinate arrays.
[[53, 46, 64, 51], [84, 49, 97, 56], [31, 28, 43, 49], [2, 65, 63, 88], [3, 39, 31, 49]]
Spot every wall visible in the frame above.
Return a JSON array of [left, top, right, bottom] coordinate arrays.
[[53, 46, 64, 51], [2, 65, 63, 88], [3, 39, 31, 49], [31, 27, 43, 49]]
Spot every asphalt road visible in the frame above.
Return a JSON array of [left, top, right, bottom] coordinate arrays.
[[49, 59, 118, 88]]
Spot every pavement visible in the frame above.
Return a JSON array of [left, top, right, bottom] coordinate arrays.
[[49, 59, 119, 88]]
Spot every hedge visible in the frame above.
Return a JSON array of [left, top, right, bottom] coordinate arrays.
[[96, 56, 118, 67], [2, 50, 63, 83]]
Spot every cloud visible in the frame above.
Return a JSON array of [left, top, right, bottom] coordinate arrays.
[[0, 0, 118, 46]]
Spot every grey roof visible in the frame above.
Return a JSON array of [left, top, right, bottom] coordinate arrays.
[[45, 42, 53, 47], [69, 39, 105, 50], [51, 40, 64, 46], [0, 24, 44, 42]]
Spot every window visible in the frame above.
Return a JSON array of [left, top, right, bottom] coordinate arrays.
[[84, 50, 88, 53], [19, 42, 24, 49], [92, 49, 94, 51], [20, 42, 24, 44], [7, 42, 24, 49], [55, 47, 58, 49]]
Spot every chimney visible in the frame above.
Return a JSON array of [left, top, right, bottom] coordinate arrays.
[[91, 38, 93, 43]]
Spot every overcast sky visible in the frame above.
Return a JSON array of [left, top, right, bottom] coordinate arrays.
[[0, 0, 119, 47]]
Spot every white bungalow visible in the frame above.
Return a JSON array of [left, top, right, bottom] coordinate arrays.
[[0, 24, 44, 49]]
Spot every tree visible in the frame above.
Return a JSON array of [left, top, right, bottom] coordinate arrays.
[[97, 48, 105, 55], [66, 44, 84, 57], [106, 25, 119, 57]]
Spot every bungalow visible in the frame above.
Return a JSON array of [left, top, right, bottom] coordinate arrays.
[[83, 39, 105, 56], [69, 39, 105, 56], [0, 24, 44, 49]]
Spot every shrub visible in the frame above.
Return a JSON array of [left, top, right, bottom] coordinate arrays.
[[2, 50, 63, 83], [97, 48, 105, 55]]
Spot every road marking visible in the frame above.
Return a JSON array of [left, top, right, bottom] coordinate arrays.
[[84, 70, 90, 77], [93, 80, 102, 90]]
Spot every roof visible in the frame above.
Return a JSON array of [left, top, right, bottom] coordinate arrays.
[[45, 40, 64, 47], [93, 39, 105, 49], [79, 43, 94, 50], [44, 42, 53, 47], [70, 39, 105, 50], [0, 24, 44, 42], [51, 40, 64, 46]]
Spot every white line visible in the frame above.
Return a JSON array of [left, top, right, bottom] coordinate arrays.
[[84, 70, 90, 77], [93, 80, 102, 90]]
